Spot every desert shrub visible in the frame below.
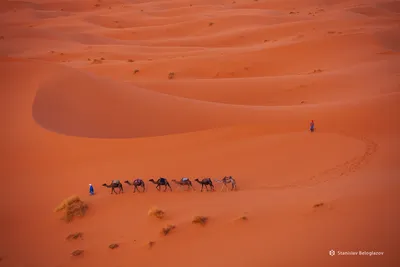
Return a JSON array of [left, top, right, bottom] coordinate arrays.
[[161, 224, 176, 236], [168, 72, 175, 79], [313, 202, 324, 208], [148, 207, 165, 219], [192, 216, 208, 225], [109, 243, 119, 249], [66, 232, 83, 240], [54, 195, 88, 223], [71, 250, 84, 256], [91, 59, 102, 64], [133, 69, 140, 74], [236, 215, 248, 221]]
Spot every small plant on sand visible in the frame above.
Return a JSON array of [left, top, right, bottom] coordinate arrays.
[[91, 59, 102, 64], [148, 241, 155, 248], [109, 243, 119, 249], [71, 250, 84, 256], [161, 224, 176, 236], [235, 215, 248, 221], [66, 232, 83, 240], [148, 206, 165, 219], [168, 72, 175, 79], [133, 69, 140, 74], [209, 22, 214, 26], [54, 195, 88, 223], [128, 59, 134, 62], [313, 202, 324, 208], [100, 57, 105, 60], [312, 69, 323, 73], [192, 216, 208, 225]]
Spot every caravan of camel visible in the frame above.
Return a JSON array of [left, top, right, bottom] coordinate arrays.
[[102, 176, 237, 194]]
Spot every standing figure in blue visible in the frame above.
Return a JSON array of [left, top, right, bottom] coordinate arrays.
[[89, 184, 95, 195], [310, 120, 315, 133]]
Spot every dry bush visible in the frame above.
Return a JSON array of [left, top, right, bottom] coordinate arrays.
[[192, 216, 208, 225], [109, 243, 119, 249], [312, 69, 323, 73], [133, 69, 140, 74], [161, 224, 176, 236], [128, 59, 134, 62], [148, 241, 155, 248], [209, 22, 214, 26], [66, 232, 83, 240], [313, 202, 324, 208], [148, 207, 165, 219], [168, 72, 175, 79], [71, 250, 84, 256], [235, 215, 248, 221], [54, 195, 88, 223], [91, 59, 102, 64]]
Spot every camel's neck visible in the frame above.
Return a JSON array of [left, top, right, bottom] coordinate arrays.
[[150, 180, 157, 184]]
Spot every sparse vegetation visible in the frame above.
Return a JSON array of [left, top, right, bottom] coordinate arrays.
[[168, 72, 175, 79], [91, 59, 102, 64], [133, 69, 140, 74], [312, 69, 323, 73], [71, 250, 84, 256], [313, 202, 324, 208], [235, 215, 248, 221], [161, 224, 176, 236], [148, 241, 155, 248], [148, 207, 165, 219], [66, 232, 83, 240], [192, 216, 208, 225], [109, 243, 119, 249], [209, 22, 214, 26], [128, 59, 134, 62], [54, 195, 88, 223]]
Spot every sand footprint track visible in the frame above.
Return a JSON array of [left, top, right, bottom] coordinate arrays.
[[254, 135, 379, 191]]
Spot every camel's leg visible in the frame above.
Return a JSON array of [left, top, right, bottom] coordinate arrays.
[[133, 185, 137, 193], [221, 183, 226, 192], [201, 184, 204, 192]]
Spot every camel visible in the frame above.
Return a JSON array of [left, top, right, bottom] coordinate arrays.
[[171, 177, 195, 191], [148, 177, 172, 192], [215, 176, 237, 192], [102, 180, 124, 194], [194, 178, 215, 192], [124, 178, 146, 193]]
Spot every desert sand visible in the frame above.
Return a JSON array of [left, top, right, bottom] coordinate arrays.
[[1, 0, 400, 266]]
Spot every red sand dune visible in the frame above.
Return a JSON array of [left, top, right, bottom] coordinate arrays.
[[1, 0, 399, 266]]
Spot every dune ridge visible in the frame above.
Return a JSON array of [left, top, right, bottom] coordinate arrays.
[[1, 0, 399, 267]]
